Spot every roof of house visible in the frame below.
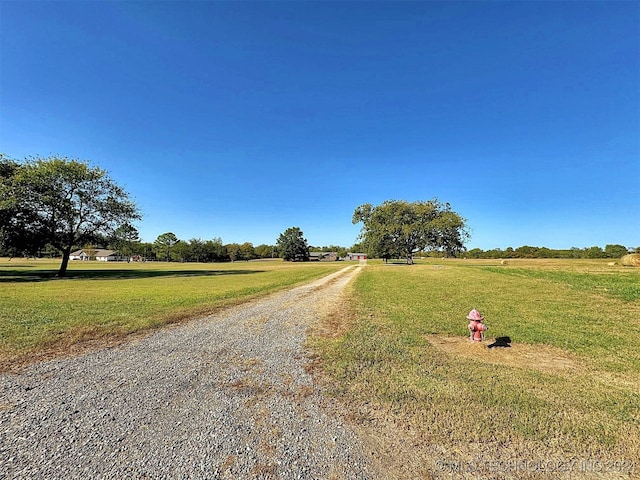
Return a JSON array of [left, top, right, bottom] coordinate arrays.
[[70, 249, 118, 257], [309, 252, 338, 258]]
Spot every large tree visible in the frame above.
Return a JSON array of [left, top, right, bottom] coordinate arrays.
[[276, 227, 309, 261], [226, 243, 242, 262], [110, 223, 140, 259], [1, 156, 140, 276], [188, 238, 205, 262], [255, 244, 276, 259], [203, 237, 228, 262], [154, 232, 179, 261], [240, 242, 257, 261], [352, 199, 469, 264], [0, 156, 40, 257]]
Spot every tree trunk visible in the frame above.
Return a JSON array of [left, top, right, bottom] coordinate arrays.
[[57, 246, 72, 277]]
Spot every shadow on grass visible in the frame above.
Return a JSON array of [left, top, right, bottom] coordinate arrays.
[[0, 268, 265, 283]]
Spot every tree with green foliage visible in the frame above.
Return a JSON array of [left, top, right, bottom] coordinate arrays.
[[1, 155, 57, 258], [111, 223, 140, 259], [255, 244, 276, 258], [1, 155, 140, 276], [187, 238, 205, 262], [226, 243, 242, 262], [352, 199, 468, 264], [605, 244, 630, 258], [585, 246, 604, 259], [172, 240, 192, 262], [240, 242, 257, 261], [204, 237, 228, 262], [276, 227, 309, 261], [154, 232, 179, 261], [137, 242, 156, 260]]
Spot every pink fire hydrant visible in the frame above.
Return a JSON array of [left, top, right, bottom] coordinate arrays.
[[467, 308, 488, 342]]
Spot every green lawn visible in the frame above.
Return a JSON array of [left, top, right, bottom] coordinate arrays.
[[0, 258, 345, 366], [312, 258, 640, 478], [3, 256, 639, 478]]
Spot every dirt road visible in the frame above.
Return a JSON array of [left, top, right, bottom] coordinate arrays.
[[0, 266, 375, 479]]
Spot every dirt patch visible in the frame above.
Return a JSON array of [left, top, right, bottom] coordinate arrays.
[[426, 335, 580, 374]]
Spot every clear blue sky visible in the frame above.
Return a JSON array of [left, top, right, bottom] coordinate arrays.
[[1, 1, 638, 250]]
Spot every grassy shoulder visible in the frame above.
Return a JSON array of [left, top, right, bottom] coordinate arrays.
[[0, 258, 346, 370], [311, 259, 640, 479]]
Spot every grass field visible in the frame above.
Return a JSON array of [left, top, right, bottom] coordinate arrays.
[[311, 258, 640, 479], [2, 257, 639, 478], [0, 258, 345, 369]]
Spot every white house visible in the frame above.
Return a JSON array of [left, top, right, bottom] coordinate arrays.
[[70, 249, 123, 261]]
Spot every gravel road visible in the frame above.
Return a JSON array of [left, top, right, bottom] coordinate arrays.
[[0, 265, 376, 479]]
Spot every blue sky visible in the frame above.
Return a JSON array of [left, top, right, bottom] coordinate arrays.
[[1, 1, 638, 250]]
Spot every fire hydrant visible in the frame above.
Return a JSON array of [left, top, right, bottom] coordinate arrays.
[[467, 309, 488, 342]]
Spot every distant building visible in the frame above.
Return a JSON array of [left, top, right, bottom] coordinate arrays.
[[309, 252, 338, 261], [70, 249, 125, 261], [346, 253, 367, 261]]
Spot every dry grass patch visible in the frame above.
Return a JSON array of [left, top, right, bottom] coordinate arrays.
[[310, 260, 640, 479], [312, 293, 357, 340], [426, 335, 580, 374], [229, 377, 273, 397]]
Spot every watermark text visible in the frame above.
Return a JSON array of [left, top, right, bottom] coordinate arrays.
[[435, 458, 636, 475]]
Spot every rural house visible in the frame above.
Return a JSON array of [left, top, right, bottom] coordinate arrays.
[[309, 252, 338, 261], [69, 249, 124, 262]]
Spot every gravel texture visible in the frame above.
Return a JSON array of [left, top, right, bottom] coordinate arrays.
[[0, 266, 375, 479]]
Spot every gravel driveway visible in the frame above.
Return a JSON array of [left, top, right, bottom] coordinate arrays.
[[1, 265, 375, 479]]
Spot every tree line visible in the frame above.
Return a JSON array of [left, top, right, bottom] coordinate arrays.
[[460, 244, 638, 259], [0, 156, 355, 272], [2, 155, 634, 276], [0, 226, 353, 264]]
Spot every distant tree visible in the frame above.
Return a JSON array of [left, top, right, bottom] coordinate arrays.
[[172, 240, 190, 262], [204, 237, 228, 262], [0, 155, 39, 257], [515, 245, 539, 258], [240, 242, 257, 261], [605, 244, 629, 258], [466, 248, 483, 259], [255, 244, 276, 258], [276, 227, 309, 261], [111, 223, 140, 259], [310, 244, 349, 259], [83, 244, 98, 260], [585, 246, 604, 258], [570, 247, 583, 259], [188, 238, 205, 262], [155, 232, 179, 261], [538, 247, 552, 258], [138, 242, 156, 260], [226, 243, 242, 262], [1, 155, 140, 276], [353, 199, 468, 264], [350, 242, 366, 253]]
